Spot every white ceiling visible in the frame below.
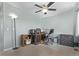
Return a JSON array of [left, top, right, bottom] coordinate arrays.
[[6, 2, 77, 18]]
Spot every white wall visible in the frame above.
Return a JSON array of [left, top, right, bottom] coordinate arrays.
[[3, 2, 77, 49], [40, 9, 76, 36]]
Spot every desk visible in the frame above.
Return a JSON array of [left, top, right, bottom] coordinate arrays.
[[21, 32, 45, 46]]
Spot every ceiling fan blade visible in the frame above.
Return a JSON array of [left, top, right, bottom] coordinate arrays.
[[48, 9, 56, 11], [35, 10, 41, 13], [35, 4, 42, 8], [47, 2, 55, 7]]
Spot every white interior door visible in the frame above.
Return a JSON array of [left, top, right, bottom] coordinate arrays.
[[76, 11, 79, 36], [0, 3, 4, 51], [4, 17, 14, 50], [75, 11, 79, 43], [0, 19, 3, 51]]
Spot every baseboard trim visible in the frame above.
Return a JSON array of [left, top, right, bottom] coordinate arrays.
[[4, 48, 13, 51]]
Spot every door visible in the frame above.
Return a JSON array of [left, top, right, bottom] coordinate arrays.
[[0, 3, 4, 51], [4, 17, 15, 50], [0, 14, 4, 51]]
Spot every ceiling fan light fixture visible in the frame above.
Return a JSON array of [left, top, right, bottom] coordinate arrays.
[[34, 2, 56, 14], [42, 8, 48, 13]]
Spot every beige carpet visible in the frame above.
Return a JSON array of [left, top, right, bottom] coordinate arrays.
[[0, 44, 79, 56]]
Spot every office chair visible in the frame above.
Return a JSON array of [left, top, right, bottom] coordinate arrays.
[[44, 29, 54, 45], [29, 29, 36, 44]]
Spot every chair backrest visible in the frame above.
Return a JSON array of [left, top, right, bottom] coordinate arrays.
[[49, 29, 54, 35], [35, 28, 41, 33], [29, 29, 35, 35]]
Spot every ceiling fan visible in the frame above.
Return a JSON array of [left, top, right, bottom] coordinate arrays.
[[34, 2, 56, 14]]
